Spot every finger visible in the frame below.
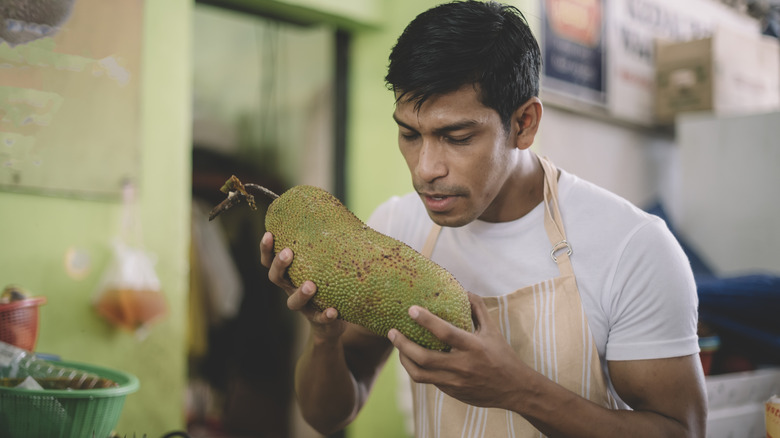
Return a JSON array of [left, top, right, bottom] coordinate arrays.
[[467, 292, 492, 334], [407, 305, 471, 350], [397, 349, 427, 382], [259, 232, 275, 268], [388, 324, 445, 367], [388, 327, 422, 353], [268, 247, 295, 291], [286, 280, 317, 311], [390, 329, 451, 384], [311, 306, 339, 324], [389, 329, 426, 372]]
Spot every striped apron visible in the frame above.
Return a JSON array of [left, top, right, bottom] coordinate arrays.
[[411, 157, 617, 438]]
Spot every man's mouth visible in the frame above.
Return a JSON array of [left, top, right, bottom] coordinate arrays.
[[421, 193, 458, 212]]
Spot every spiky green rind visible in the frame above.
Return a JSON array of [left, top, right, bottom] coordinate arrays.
[[266, 185, 472, 351]]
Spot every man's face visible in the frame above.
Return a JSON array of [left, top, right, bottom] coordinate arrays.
[[393, 85, 520, 227]]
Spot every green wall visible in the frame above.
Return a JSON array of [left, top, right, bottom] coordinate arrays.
[[0, 1, 192, 435]]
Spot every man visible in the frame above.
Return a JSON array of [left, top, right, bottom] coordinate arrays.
[[260, 1, 707, 437]]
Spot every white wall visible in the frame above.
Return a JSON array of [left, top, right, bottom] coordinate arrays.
[[538, 106, 780, 277], [537, 105, 678, 210], [672, 111, 780, 275]]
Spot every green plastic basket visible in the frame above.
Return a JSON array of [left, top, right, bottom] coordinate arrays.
[[0, 360, 139, 438]]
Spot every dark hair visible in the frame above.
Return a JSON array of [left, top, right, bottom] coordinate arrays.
[[385, 0, 541, 130]]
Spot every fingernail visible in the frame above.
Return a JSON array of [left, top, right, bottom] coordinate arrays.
[[409, 306, 419, 319], [302, 282, 314, 295], [280, 248, 291, 261], [388, 329, 396, 342], [262, 232, 271, 245]]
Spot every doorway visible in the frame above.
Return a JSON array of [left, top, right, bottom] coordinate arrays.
[[188, 4, 346, 437]]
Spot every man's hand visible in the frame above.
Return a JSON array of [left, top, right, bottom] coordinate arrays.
[[260, 231, 346, 341], [389, 291, 707, 438], [388, 292, 527, 410]]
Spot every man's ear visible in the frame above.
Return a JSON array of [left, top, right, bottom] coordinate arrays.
[[512, 97, 543, 150]]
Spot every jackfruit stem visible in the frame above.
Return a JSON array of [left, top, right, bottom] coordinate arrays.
[[208, 175, 279, 221], [244, 183, 280, 201]]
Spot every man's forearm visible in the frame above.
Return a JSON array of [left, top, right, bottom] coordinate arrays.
[[510, 369, 701, 438], [294, 335, 361, 435]]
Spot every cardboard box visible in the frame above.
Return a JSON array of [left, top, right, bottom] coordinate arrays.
[[707, 402, 766, 438], [707, 368, 780, 410], [705, 368, 780, 438], [654, 27, 780, 125], [768, 396, 780, 438]]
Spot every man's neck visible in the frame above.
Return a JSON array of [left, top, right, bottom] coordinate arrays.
[[512, 152, 546, 219], [480, 151, 545, 223]]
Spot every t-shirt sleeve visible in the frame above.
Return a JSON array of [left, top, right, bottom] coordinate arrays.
[[605, 217, 700, 361]]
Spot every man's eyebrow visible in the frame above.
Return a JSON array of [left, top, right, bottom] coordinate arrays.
[[392, 113, 415, 131], [432, 120, 479, 135], [392, 113, 480, 134]]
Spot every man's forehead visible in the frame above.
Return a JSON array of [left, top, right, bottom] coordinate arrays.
[[393, 86, 492, 124]]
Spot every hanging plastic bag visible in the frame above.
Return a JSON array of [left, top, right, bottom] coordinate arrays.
[[93, 240, 167, 334], [93, 182, 167, 335]]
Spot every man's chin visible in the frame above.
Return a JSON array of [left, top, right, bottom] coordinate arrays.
[[427, 211, 472, 228]]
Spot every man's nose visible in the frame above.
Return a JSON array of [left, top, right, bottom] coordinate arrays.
[[416, 140, 447, 183]]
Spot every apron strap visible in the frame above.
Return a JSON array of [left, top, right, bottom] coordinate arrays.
[[421, 223, 442, 258], [539, 156, 575, 276]]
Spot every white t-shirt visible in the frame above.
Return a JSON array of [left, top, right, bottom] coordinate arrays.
[[367, 169, 700, 408]]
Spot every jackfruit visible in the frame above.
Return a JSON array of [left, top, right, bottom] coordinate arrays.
[[209, 176, 472, 350]]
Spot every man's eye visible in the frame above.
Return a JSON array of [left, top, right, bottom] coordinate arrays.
[[401, 132, 419, 141], [447, 136, 472, 145]]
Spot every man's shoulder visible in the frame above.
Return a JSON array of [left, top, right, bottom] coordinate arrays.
[[558, 170, 675, 255], [373, 192, 421, 212], [369, 192, 424, 222], [560, 170, 655, 227], [367, 192, 430, 239]]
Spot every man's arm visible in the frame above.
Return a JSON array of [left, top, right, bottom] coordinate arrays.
[[261, 232, 394, 435], [389, 293, 707, 438], [294, 324, 394, 434], [508, 354, 706, 437]]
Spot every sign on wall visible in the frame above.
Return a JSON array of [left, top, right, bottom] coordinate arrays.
[[541, 0, 606, 105], [605, 0, 758, 125], [0, 0, 144, 199], [540, 0, 760, 125]]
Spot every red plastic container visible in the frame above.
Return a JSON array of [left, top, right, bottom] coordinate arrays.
[[0, 297, 47, 351]]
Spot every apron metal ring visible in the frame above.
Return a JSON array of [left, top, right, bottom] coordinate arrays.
[[551, 240, 573, 263]]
